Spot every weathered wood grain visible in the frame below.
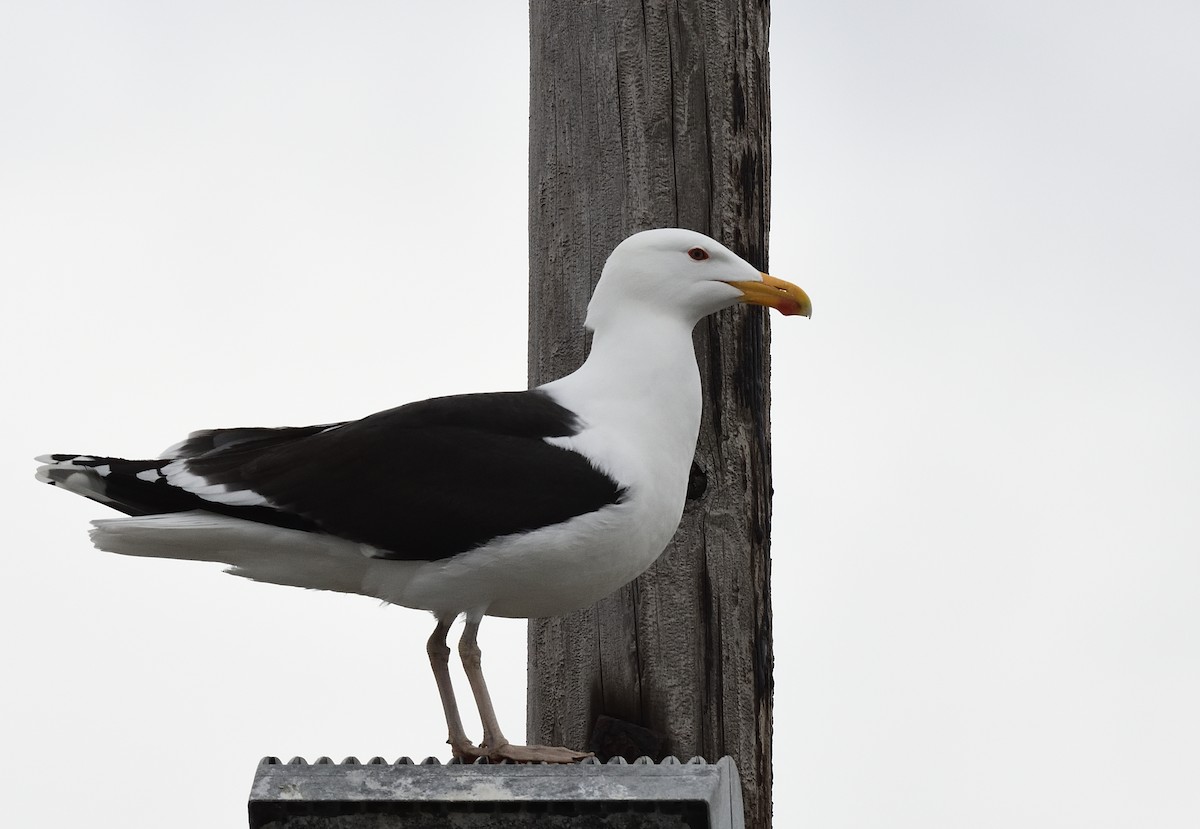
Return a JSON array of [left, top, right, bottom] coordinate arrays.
[[527, 2, 775, 826]]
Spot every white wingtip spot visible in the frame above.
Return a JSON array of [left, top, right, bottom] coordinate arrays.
[[58, 470, 118, 504]]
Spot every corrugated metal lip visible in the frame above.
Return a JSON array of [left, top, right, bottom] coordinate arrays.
[[249, 754, 744, 828]]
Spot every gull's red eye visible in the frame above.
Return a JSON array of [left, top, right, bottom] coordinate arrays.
[[688, 247, 709, 261]]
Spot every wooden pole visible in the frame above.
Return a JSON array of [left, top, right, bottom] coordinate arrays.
[[526, 2, 774, 827]]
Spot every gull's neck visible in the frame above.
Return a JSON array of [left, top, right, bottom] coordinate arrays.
[[542, 311, 703, 456]]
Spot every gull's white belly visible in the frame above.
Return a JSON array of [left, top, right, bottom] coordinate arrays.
[[371, 489, 681, 619]]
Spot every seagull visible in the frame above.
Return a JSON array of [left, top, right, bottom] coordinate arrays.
[[36, 228, 810, 763]]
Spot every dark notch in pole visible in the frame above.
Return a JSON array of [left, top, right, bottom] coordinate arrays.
[[526, 2, 775, 828]]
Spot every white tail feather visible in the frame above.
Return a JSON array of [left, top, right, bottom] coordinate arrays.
[[89, 512, 382, 596]]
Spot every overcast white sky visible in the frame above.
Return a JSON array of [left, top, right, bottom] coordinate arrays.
[[3, 2, 1198, 827]]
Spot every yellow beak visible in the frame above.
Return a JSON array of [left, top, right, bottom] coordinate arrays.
[[726, 273, 812, 318]]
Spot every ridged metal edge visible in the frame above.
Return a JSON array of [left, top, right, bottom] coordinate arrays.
[[259, 754, 712, 766]]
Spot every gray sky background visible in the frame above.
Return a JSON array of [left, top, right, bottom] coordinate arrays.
[[3, 2, 1198, 826]]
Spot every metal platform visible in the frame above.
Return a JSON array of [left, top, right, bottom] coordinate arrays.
[[248, 754, 744, 828]]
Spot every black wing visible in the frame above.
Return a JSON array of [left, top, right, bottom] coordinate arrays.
[[178, 390, 625, 560], [162, 423, 342, 460]]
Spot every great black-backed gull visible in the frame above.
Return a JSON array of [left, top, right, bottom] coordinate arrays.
[[36, 228, 810, 763]]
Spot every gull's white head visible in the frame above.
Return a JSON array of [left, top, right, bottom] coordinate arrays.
[[585, 228, 811, 332]]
